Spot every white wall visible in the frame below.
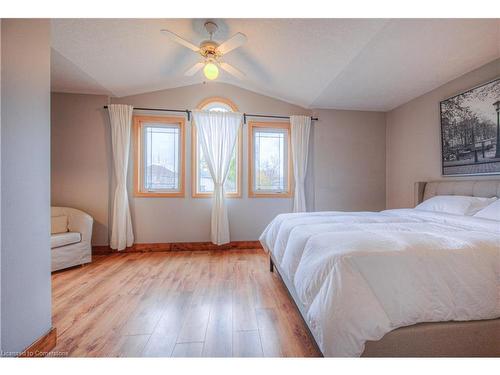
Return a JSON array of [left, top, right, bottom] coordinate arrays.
[[386, 58, 500, 208], [1, 19, 52, 355], [51, 83, 388, 244]]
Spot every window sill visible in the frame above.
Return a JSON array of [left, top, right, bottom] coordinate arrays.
[[248, 191, 293, 198], [192, 192, 242, 199], [134, 191, 185, 198]]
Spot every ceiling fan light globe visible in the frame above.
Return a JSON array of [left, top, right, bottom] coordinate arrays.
[[203, 63, 219, 80]]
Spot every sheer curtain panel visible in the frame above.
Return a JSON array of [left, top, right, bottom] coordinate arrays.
[[107, 104, 134, 250], [192, 110, 243, 245], [290, 115, 311, 212]]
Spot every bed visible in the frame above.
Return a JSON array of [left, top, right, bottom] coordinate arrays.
[[259, 180, 500, 357]]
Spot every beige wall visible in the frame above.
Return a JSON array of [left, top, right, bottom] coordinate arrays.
[[51, 82, 387, 244], [386, 58, 500, 208], [1, 19, 52, 354], [113, 83, 310, 243], [312, 109, 387, 212], [51, 93, 111, 245]]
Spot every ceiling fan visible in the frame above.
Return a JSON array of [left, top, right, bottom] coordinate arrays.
[[161, 21, 247, 81]]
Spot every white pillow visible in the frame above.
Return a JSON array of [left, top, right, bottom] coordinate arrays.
[[51, 215, 68, 234], [415, 195, 497, 216], [473, 199, 500, 221]]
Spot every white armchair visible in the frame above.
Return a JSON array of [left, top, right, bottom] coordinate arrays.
[[51, 207, 93, 271]]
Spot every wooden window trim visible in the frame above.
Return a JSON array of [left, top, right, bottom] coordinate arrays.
[[248, 121, 293, 198], [133, 115, 185, 198], [197, 96, 239, 112], [192, 97, 242, 198]]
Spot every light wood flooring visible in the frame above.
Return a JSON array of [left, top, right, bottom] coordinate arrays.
[[50, 249, 321, 357]]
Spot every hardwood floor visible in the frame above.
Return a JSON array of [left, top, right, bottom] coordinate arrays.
[[51, 249, 321, 357]]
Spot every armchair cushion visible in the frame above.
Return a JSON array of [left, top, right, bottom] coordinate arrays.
[[51, 232, 81, 248], [51, 215, 68, 234]]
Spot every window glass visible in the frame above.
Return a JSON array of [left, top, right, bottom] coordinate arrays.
[[253, 128, 288, 192], [143, 124, 180, 191], [133, 115, 184, 197]]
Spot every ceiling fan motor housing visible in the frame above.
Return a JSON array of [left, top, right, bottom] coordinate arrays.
[[199, 40, 221, 59]]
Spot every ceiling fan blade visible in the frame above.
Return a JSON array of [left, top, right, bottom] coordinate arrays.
[[219, 62, 246, 80], [217, 32, 247, 55], [160, 29, 199, 52], [184, 62, 205, 76]]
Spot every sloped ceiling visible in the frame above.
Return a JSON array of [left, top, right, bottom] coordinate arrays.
[[51, 18, 500, 111]]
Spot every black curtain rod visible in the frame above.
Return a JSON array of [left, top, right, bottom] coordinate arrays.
[[242, 113, 319, 123], [103, 106, 192, 120], [103, 105, 318, 123]]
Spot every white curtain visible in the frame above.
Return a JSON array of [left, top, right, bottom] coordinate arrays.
[[107, 104, 134, 250], [290, 115, 311, 213], [192, 110, 243, 245]]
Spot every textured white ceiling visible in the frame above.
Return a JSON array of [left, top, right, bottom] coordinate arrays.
[[51, 18, 500, 111]]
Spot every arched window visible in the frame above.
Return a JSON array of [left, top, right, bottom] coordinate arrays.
[[200, 100, 233, 112], [192, 97, 242, 197]]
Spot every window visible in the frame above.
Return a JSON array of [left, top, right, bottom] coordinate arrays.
[[134, 116, 185, 197], [192, 97, 242, 198], [249, 122, 292, 197]]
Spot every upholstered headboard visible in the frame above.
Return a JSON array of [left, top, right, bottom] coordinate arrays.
[[414, 180, 500, 206]]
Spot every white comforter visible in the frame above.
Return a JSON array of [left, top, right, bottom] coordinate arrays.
[[259, 209, 500, 357]]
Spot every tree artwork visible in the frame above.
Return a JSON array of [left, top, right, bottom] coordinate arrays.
[[440, 79, 500, 175]]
